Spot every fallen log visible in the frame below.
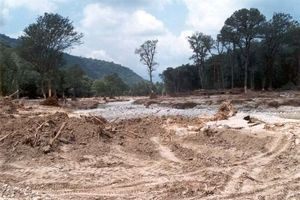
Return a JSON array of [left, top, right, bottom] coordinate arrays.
[[49, 122, 67, 146], [0, 131, 16, 143]]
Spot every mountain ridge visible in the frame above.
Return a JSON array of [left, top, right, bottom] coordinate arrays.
[[0, 33, 145, 86]]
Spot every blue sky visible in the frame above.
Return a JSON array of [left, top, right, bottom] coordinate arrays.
[[1, 0, 300, 80]]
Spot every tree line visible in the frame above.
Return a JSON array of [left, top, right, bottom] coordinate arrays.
[[162, 8, 300, 94]]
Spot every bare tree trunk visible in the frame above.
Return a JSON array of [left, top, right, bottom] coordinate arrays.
[[231, 64, 234, 89], [231, 44, 236, 90], [297, 57, 300, 86], [198, 65, 204, 89], [149, 71, 154, 94], [16, 79, 20, 99], [244, 57, 248, 94], [213, 65, 216, 89], [48, 80, 52, 98], [268, 58, 274, 90], [40, 76, 46, 99], [221, 65, 225, 89], [262, 77, 265, 91]]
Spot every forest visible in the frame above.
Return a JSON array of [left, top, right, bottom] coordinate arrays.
[[162, 8, 300, 94]]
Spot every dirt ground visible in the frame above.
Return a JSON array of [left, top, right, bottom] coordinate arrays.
[[0, 92, 300, 200]]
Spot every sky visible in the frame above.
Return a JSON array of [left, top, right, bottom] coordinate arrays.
[[1, 0, 300, 81]]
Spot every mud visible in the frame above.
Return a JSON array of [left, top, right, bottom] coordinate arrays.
[[0, 92, 300, 199]]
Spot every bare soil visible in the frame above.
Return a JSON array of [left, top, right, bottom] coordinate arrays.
[[0, 92, 300, 199]]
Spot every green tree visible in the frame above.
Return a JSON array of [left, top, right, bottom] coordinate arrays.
[[19, 13, 83, 98], [262, 13, 298, 89], [187, 32, 214, 88], [129, 82, 151, 96], [221, 8, 265, 93], [92, 74, 129, 97], [135, 40, 158, 93], [65, 64, 86, 97]]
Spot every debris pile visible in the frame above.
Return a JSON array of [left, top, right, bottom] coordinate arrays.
[[170, 102, 198, 109], [40, 96, 60, 107], [0, 112, 110, 157], [0, 97, 18, 114], [213, 101, 236, 120]]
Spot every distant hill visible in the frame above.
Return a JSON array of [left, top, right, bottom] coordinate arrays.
[[0, 34, 145, 86], [63, 54, 144, 86], [0, 34, 19, 48]]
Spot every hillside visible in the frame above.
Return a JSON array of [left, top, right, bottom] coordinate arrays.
[[63, 54, 144, 86], [0, 34, 145, 86]]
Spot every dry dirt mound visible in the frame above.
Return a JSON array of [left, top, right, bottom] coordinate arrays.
[[213, 101, 237, 120], [0, 112, 110, 160], [168, 102, 198, 109], [40, 96, 60, 107], [0, 97, 19, 114]]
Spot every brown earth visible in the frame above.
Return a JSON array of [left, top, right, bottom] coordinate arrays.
[[0, 94, 300, 199]]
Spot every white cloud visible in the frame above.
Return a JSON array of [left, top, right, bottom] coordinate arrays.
[[183, 0, 244, 34], [0, 0, 69, 25], [123, 10, 167, 36], [97, 0, 176, 10], [80, 4, 167, 36], [1, 0, 61, 13], [81, 3, 125, 31], [89, 49, 115, 62], [74, 3, 192, 80]]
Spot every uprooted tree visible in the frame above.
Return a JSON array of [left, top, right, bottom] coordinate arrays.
[[19, 13, 83, 98], [135, 39, 158, 95]]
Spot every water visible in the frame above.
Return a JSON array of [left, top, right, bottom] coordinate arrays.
[[75, 99, 218, 120], [75, 99, 300, 122]]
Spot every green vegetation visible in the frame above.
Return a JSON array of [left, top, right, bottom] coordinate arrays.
[[0, 13, 145, 98], [162, 8, 300, 94], [19, 13, 83, 98], [92, 73, 129, 97], [64, 54, 144, 86]]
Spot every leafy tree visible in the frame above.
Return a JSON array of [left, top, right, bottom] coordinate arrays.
[[262, 13, 298, 89], [135, 40, 158, 93], [65, 64, 86, 97], [162, 64, 199, 94], [187, 32, 214, 88], [92, 74, 129, 97], [221, 8, 266, 93], [0, 43, 28, 96], [129, 82, 151, 96], [283, 26, 300, 85], [19, 13, 83, 98]]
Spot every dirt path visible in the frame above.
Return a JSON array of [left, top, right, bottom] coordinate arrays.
[[151, 136, 183, 163]]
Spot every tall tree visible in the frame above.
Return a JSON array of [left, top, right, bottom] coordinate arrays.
[[221, 8, 265, 93], [19, 13, 83, 98], [187, 32, 214, 89], [284, 27, 300, 85], [135, 40, 158, 93], [262, 13, 298, 90]]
